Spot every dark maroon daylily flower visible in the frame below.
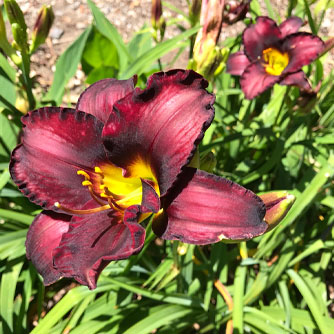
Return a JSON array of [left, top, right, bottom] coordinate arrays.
[[226, 16, 324, 99], [10, 70, 268, 289]]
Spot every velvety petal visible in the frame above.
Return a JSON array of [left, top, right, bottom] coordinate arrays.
[[280, 71, 312, 91], [243, 16, 281, 61], [240, 62, 280, 99], [76, 77, 137, 123], [53, 202, 145, 289], [153, 168, 267, 245], [226, 51, 251, 76], [279, 16, 303, 38], [282, 33, 324, 73], [26, 211, 70, 285], [102, 70, 215, 197], [10, 107, 106, 210], [140, 179, 160, 213]]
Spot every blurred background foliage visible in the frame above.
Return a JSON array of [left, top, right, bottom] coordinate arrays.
[[0, 0, 333, 333]]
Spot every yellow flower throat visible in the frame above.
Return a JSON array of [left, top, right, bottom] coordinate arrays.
[[55, 159, 159, 217], [262, 48, 289, 76]]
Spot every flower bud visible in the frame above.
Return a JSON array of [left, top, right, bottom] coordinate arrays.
[[259, 191, 296, 231], [11, 22, 28, 51], [192, 0, 224, 79], [223, 0, 250, 25], [30, 5, 55, 53], [0, 9, 21, 64], [4, 0, 27, 29], [4, 0, 28, 51], [15, 89, 29, 114], [189, 0, 202, 26], [0, 7, 7, 43], [200, 151, 217, 173], [151, 0, 166, 41]]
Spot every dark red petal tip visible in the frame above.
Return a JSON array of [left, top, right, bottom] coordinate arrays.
[[53, 202, 145, 289], [279, 16, 303, 38], [102, 69, 215, 197], [283, 33, 325, 73], [141, 179, 160, 213], [76, 76, 137, 123], [153, 168, 267, 245], [280, 71, 312, 91], [226, 51, 251, 76], [243, 16, 281, 61], [26, 211, 70, 285], [240, 62, 280, 99], [10, 107, 106, 210]]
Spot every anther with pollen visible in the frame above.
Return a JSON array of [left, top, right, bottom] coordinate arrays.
[[54, 168, 126, 215]]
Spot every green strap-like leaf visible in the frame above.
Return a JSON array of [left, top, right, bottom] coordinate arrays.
[[87, 0, 130, 73], [44, 26, 92, 105]]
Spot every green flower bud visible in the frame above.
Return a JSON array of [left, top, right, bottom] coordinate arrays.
[[0, 8, 7, 43], [11, 22, 28, 51], [30, 5, 55, 53], [200, 151, 217, 173], [0, 9, 21, 64], [194, 44, 224, 80], [259, 191, 296, 231], [4, 0, 27, 30], [189, 0, 202, 26], [4, 0, 28, 51]]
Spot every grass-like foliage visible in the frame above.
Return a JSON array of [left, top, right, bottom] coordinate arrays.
[[0, 0, 333, 333]]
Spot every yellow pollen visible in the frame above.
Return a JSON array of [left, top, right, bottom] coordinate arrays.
[[57, 162, 159, 216], [262, 48, 289, 76], [82, 180, 92, 186], [94, 166, 103, 174], [77, 170, 90, 179]]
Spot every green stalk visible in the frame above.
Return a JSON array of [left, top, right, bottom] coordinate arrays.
[[20, 49, 35, 110]]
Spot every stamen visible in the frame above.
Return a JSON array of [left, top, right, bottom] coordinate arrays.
[[77, 170, 90, 180], [78, 169, 107, 206], [94, 166, 104, 175], [87, 186, 107, 206], [107, 197, 123, 211], [262, 47, 289, 76], [82, 180, 92, 186], [54, 202, 111, 214], [103, 187, 124, 200]]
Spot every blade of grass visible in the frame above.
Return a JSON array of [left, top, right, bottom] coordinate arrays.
[[105, 277, 204, 308], [0, 208, 34, 225], [120, 26, 199, 79], [123, 304, 194, 334], [44, 27, 92, 105], [233, 265, 247, 334], [0, 258, 24, 333], [287, 269, 331, 334], [274, 154, 334, 233], [303, 0, 317, 34]]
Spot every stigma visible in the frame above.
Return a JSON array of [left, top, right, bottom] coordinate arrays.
[[262, 48, 289, 76]]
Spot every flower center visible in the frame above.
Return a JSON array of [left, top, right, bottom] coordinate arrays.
[[55, 159, 159, 216], [262, 48, 289, 76]]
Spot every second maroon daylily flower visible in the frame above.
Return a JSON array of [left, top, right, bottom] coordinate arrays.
[[10, 70, 269, 289], [226, 16, 324, 99]]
